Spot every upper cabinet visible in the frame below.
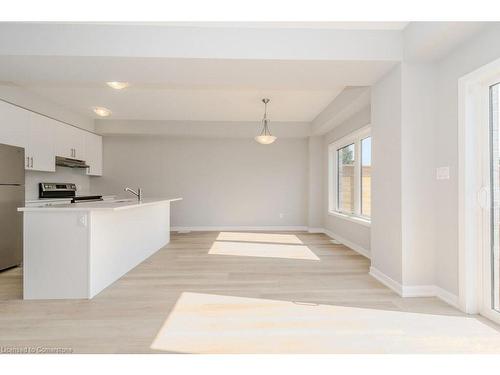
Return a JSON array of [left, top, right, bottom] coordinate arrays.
[[26, 112, 56, 172], [0, 101, 55, 172], [0, 100, 29, 148], [0, 100, 102, 174], [85, 132, 103, 176], [54, 122, 86, 160]]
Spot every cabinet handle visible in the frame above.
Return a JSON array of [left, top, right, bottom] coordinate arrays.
[[30, 157, 33, 168], [26, 156, 29, 168]]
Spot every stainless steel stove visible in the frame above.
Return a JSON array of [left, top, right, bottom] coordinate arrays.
[[39, 182, 103, 203]]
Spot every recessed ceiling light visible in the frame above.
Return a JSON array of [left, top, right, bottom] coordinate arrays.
[[106, 81, 129, 90], [93, 107, 112, 117]]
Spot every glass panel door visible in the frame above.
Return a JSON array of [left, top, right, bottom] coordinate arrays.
[[489, 82, 500, 313]]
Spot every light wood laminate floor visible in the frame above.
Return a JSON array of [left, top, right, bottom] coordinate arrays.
[[0, 231, 499, 353]]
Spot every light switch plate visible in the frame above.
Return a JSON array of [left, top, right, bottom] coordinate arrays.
[[436, 166, 450, 180]]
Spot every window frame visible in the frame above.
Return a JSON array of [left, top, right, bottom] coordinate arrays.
[[328, 125, 371, 226]]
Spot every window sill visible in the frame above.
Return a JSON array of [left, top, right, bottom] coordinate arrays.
[[328, 211, 371, 227]]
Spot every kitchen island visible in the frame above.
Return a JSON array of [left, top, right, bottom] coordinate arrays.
[[18, 198, 182, 300]]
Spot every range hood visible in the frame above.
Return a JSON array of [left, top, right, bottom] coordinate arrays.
[[55, 156, 90, 169]]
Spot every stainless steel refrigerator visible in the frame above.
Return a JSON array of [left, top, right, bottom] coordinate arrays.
[[0, 143, 24, 271]]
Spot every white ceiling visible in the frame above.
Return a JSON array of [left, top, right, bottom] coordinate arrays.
[[0, 21, 490, 127], [0, 57, 395, 121], [26, 87, 342, 122]]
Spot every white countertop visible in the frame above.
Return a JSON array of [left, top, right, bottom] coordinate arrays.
[[25, 195, 116, 204], [18, 198, 182, 212]]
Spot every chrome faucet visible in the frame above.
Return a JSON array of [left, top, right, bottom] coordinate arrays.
[[124, 187, 143, 201]]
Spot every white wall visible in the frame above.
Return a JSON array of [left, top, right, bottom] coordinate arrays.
[[308, 136, 323, 229], [401, 63, 437, 287], [369, 62, 440, 289], [90, 135, 309, 228], [322, 107, 371, 253], [371, 65, 403, 283], [435, 24, 500, 295]]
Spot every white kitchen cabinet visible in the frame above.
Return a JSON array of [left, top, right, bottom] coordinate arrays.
[[0, 100, 29, 148], [0, 101, 55, 172], [25, 112, 56, 172], [1, 100, 102, 174], [85, 132, 103, 176], [54, 122, 86, 160]]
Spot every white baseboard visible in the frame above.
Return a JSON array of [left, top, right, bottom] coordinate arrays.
[[307, 227, 324, 233], [369, 266, 436, 298], [369, 266, 403, 296], [402, 284, 437, 297], [435, 286, 459, 308], [369, 266, 459, 308], [171, 226, 309, 232], [322, 228, 371, 259]]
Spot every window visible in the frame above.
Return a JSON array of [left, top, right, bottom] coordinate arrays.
[[337, 143, 355, 213], [328, 126, 371, 224]]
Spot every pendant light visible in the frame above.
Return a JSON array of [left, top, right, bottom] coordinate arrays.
[[254, 98, 277, 145]]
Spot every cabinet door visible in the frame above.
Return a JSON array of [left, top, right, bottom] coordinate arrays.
[[54, 122, 74, 158], [0, 100, 29, 149], [85, 133, 102, 176], [26, 113, 56, 172], [72, 127, 86, 161]]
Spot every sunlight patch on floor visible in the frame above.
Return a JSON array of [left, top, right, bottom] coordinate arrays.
[[151, 292, 500, 354], [216, 232, 303, 244], [208, 241, 319, 260]]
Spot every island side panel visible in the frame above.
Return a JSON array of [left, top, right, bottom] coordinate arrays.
[[23, 211, 90, 299], [88, 201, 171, 297]]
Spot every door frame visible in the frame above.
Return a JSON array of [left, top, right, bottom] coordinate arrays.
[[458, 56, 500, 323]]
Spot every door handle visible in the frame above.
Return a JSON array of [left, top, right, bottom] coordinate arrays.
[[30, 157, 33, 168]]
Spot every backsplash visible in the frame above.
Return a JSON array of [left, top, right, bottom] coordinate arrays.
[[25, 167, 91, 200]]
